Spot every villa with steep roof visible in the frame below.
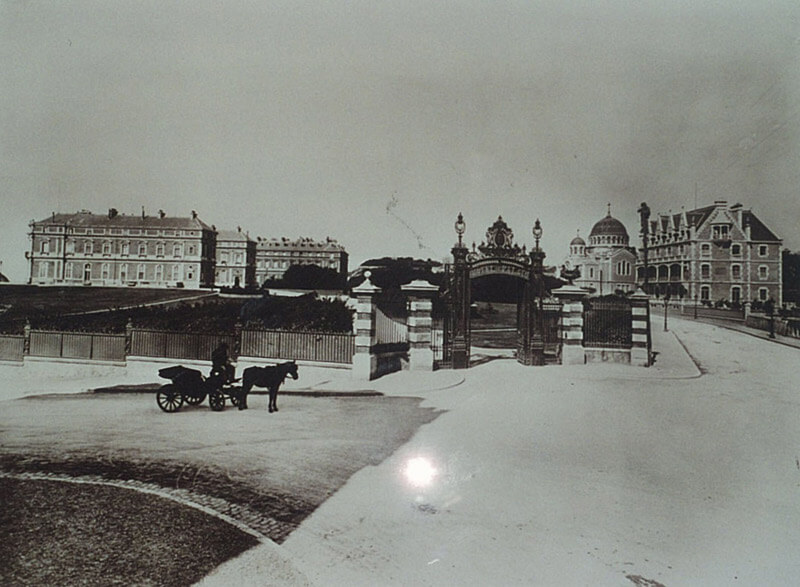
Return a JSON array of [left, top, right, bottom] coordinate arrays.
[[637, 200, 783, 306]]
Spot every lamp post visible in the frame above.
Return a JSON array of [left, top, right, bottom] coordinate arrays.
[[530, 219, 545, 366], [765, 298, 776, 339], [693, 293, 698, 319], [450, 213, 470, 369]]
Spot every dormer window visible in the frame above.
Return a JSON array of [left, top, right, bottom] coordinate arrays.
[[712, 225, 730, 240]]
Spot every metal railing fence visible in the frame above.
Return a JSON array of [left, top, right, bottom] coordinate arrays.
[[583, 298, 632, 349]]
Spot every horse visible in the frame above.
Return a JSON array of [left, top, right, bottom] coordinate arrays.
[[239, 361, 299, 412]]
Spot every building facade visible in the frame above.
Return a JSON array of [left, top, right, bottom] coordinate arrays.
[[563, 207, 638, 295], [636, 200, 783, 306], [215, 228, 257, 288], [254, 236, 348, 285], [27, 209, 216, 288]]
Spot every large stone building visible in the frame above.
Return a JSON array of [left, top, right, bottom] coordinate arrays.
[[27, 209, 216, 288], [637, 200, 783, 306], [215, 228, 257, 288], [254, 236, 348, 285], [563, 206, 638, 295]]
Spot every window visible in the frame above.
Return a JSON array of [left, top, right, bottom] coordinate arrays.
[[759, 245, 768, 257], [759, 288, 768, 301], [84, 241, 93, 255], [758, 266, 768, 280], [138, 244, 147, 256], [101, 263, 110, 279], [38, 262, 49, 278], [701, 264, 711, 280], [731, 287, 741, 303], [156, 244, 165, 257], [188, 245, 195, 255], [731, 244, 741, 256], [120, 264, 128, 282], [187, 266, 195, 281], [712, 225, 729, 240], [701, 286, 710, 301], [172, 265, 181, 281], [121, 243, 129, 256], [66, 241, 75, 254], [155, 264, 164, 281], [700, 243, 711, 257], [731, 265, 741, 280], [83, 263, 91, 282], [102, 242, 111, 255], [173, 245, 182, 257], [137, 264, 146, 280]]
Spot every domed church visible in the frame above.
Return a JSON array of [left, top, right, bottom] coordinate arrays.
[[563, 205, 637, 295]]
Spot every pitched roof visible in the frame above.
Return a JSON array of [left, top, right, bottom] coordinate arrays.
[[743, 211, 781, 242]]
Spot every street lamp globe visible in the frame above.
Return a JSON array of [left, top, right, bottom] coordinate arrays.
[[532, 218, 542, 249], [454, 213, 466, 246]]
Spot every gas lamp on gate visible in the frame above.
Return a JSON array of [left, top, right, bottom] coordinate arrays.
[[530, 218, 546, 366], [454, 213, 466, 248]]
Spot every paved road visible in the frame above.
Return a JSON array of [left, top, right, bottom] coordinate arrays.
[[263, 317, 799, 586], [2, 317, 798, 586], [0, 390, 440, 543]]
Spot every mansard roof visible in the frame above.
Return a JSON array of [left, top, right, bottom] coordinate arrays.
[[34, 210, 214, 232], [649, 203, 780, 242], [217, 228, 255, 243]]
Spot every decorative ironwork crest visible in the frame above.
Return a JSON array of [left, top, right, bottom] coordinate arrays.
[[468, 216, 529, 263]]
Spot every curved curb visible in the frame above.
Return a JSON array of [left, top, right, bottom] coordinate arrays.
[[0, 470, 290, 543]]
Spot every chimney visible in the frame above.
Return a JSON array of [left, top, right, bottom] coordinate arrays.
[[108, 208, 118, 219], [158, 209, 166, 219], [730, 202, 742, 226], [714, 199, 727, 209], [141, 206, 146, 219], [191, 210, 198, 219]]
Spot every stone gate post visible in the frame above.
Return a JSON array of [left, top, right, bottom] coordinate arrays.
[[351, 272, 380, 380], [401, 279, 439, 371], [552, 284, 588, 365], [630, 289, 652, 367]]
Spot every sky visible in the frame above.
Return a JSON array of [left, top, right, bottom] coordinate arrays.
[[1, 1, 799, 282]]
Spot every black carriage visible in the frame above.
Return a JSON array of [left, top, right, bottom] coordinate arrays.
[[156, 365, 241, 413]]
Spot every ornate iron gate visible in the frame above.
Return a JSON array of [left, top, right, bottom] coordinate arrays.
[[440, 214, 560, 368]]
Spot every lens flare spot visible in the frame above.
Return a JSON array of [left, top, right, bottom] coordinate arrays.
[[405, 457, 437, 487]]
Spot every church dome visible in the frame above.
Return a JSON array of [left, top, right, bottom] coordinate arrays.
[[570, 234, 586, 246], [588, 206, 629, 246]]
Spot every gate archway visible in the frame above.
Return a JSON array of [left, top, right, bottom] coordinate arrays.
[[440, 214, 561, 368]]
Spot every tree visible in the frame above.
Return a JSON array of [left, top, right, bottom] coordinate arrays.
[[783, 249, 800, 305], [264, 264, 344, 291]]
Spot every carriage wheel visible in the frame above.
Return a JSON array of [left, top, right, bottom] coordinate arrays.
[[156, 385, 184, 413], [209, 391, 225, 411], [229, 389, 241, 408], [184, 392, 206, 406]]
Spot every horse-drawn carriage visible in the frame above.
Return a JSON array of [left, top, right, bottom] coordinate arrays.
[[155, 365, 241, 412], [155, 360, 299, 413]]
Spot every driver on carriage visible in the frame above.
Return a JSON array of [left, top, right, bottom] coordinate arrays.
[[211, 342, 235, 384]]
